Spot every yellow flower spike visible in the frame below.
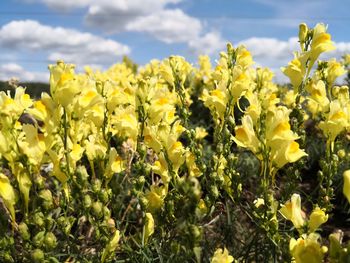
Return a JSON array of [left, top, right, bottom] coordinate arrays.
[[0, 172, 17, 225], [289, 233, 325, 263], [343, 170, 350, 203], [211, 247, 234, 263], [101, 229, 120, 263], [143, 213, 155, 245], [309, 206, 328, 233], [280, 193, 306, 230]]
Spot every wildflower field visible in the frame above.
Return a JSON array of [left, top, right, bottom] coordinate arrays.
[[1, 23, 350, 262]]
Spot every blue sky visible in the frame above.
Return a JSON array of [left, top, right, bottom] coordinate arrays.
[[1, 0, 350, 82]]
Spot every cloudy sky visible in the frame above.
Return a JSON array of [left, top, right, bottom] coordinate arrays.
[[1, 0, 350, 83]]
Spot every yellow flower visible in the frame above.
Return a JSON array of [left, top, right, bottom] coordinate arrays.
[[343, 170, 350, 203], [281, 53, 308, 91], [195, 127, 208, 140], [145, 185, 167, 213], [310, 23, 335, 63], [84, 134, 107, 161], [18, 124, 46, 166], [233, 115, 260, 154], [306, 80, 329, 115], [309, 206, 328, 232], [290, 233, 326, 263], [11, 163, 32, 214], [280, 193, 305, 229], [101, 230, 120, 263], [326, 59, 346, 86], [245, 91, 261, 124], [0, 173, 17, 224], [49, 60, 80, 107], [211, 247, 234, 263], [201, 88, 228, 122], [271, 140, 307, 169], [266, 106, 297, 144], [167, 141, 186, 172], [111, 106, 138, 142], [185, 152, 202, 177], [144, 213, 155, 244], [236, 45, 254, 69], [319, 100, 348, 142]]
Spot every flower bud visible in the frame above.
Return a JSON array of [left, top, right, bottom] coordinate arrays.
[[190, 225, 201, 241], [2, 253, 14, 263], [18, 222, 30, 240], [33, 212, 45, 228], [39, 189, 53, 210], [343, 170, 350, 203], [31, 249, 44, 262], [34, 174, 45, 189], [137, 176, 146, 188], [338, 149, 346, 159], [33, 231, 45, 247], [309, 207, 328, 232], [139, 197, 149, 209], [210, 185, 219, 199], [106, 218, 116, 230], [92, 201, 103, 218], [299, 23, 308, 45], [76, 165, 89, 184], [44, 232, 57, 250], [83, 195, 92, 209], [103, 206, 111, 218], [98, 191, 109, 203], [92, 179, 102, 192]]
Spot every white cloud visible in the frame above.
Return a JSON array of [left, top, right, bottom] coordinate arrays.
[[126, 9, 202, 44], [0, 20, 130, 65], [189, 31, 226, 55], [240, 37, 299, 60], [29, 0, 221, 50], [0, 63, 49, 82]]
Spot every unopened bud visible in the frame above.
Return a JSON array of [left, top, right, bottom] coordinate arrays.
[[18, 222, 30, 240], [44, 232, 57, 250], [92, 201, 103, 218], [31, 249, 44, 262], [39, 189, 53, 210], [299, 23, 308, 46], [33, 231, 45, 247]]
